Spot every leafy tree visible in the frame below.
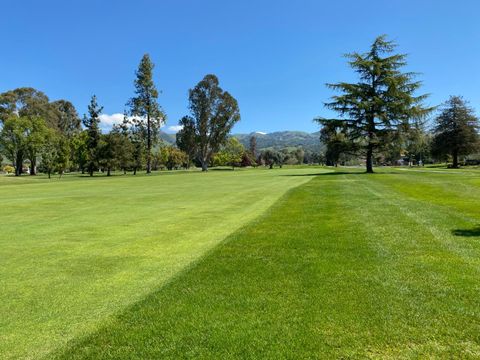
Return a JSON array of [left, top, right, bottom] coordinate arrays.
[[240, 151, 256, 167], [24, 116, 49, 175], [129, 54, 166, 174], [51, 100, 81, 137], [404, 123, 430, 166], [0, 88, 62, 130], [0, 116, 30, 176], [213, 137, 245, 169], [318, 119, 354, 166], [39, 130, 58, 178], [163, 146, 187, 170], [39, 130, 70, 178], [111, 121, 134, 174], [261, 149, 279, 169], [56, 135, 71, 177], [181, 74, 240, 171], [431, 96, 479, 168], [82, 95, 103, 176], [71, 131, 89, 173], [129, 117, 147, 175], [323, 35, 432, 173], [176, 116, 197, 168], [0, 88, 49, 121]]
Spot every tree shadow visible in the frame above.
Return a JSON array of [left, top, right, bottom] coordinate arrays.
[[281, 171, 370, 177], [452, 227, 480, 237]]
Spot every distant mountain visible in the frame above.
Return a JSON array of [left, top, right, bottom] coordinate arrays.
[[159, 130, 322, 152], [234, 131, 321, 152], [159, 131, 177, 144]]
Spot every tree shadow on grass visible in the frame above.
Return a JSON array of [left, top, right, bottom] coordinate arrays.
[[452, 227, 480, 237], [281, 171, 373, 177]]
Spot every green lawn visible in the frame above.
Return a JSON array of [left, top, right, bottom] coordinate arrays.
[[0, 168, 318, 359], [3, 167, 480, 358]]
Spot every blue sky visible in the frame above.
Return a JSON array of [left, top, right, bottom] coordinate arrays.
[[1, 0, 479, 134]]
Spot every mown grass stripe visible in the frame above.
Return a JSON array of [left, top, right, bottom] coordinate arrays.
[[55, 170, 480, 358]]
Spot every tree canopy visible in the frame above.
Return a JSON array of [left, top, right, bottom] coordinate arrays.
[[431, 96, 479, 168], [321, 35, 432, 173]]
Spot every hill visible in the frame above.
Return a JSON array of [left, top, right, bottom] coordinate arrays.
[[234, 131, 321, 151], [160, 130, 322, 152]]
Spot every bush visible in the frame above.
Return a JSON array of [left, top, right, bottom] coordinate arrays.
[[3, 165, 15, 174]]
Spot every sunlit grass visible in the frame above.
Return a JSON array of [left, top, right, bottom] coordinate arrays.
[[55, 167, 480, 358], [0, 168, 319, 359]]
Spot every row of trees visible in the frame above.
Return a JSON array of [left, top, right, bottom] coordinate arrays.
[[0, 56, 242, 176], [317, 35, 479, 171]]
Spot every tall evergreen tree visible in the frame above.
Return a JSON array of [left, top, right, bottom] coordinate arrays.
[[129, 54, 165, 174], [82, 95, 103, 176], [431, 96, 479, 168], [322, 35, 432, 173]]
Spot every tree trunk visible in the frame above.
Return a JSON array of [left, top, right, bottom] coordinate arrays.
[[452, 150, 459, 168], [48, 171, 51, 179], [146, 113, 151, 174], [366, 144, 374, 173], [201, 162, 208, 172], [269, 163, 273, 169], [133, 167, 137, 175], [107, 167, 111, 176], [15, 152, 23, 176], [29, 158, 36, 175]]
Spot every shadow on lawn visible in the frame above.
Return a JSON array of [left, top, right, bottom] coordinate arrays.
[[452, 227, 480, 237], [281, 171, 369, 177]]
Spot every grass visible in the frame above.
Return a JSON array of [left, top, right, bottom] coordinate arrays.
[[3, 167, 480, 358], [0, 168, 320, 359]]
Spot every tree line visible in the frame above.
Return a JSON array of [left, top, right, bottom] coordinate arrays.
[[2, 36, 479, 176], [0, 56, 243, 176], [317, 35, 480, 171]]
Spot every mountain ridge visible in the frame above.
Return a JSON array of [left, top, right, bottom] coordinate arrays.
[[160, 130, 321, 152]]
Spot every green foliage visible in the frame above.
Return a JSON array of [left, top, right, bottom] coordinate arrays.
[[71, 131, 89, 173], [3, 165, 14, 174], [260, 149, 285, 169], [0, 116, 30, 175], [82, 96, 103, 176], [129, 54, 166, 173], [39, 130, 68, 178], [318, 119, 357, 166], [0, 115, 50, 176], [213, 137, 245, 168], [176, 116, 197, 167], [51, 100, 81, 137], [322, 35, 432, 172], [24, 116, 49, 175], [181, 74, 240, 171], [431, 96, 480, 168]]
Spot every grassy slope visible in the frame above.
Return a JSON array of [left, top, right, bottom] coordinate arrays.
[[57, 168, 480, 359], [0, 168, 318, 359]]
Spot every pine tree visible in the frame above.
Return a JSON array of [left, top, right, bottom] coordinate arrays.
[[82, 95, 103, 176], [432, 96, 479, 168], [129, 54, 165, 174], [323, 35, 432, 173]]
